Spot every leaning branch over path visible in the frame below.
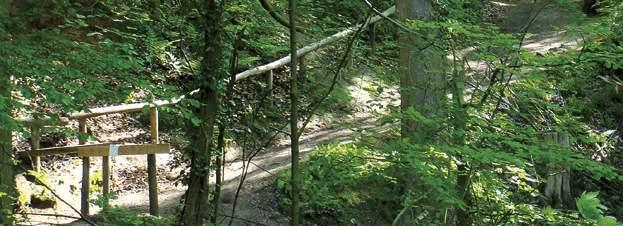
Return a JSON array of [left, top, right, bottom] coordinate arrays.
[[234, 6, 396, 81]]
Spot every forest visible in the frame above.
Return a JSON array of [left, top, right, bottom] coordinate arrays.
[[0, 0, 622, 225]]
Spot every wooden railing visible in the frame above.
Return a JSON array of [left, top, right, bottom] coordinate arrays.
[[24, 107, 167, 216], [15, 6, 396, 217]]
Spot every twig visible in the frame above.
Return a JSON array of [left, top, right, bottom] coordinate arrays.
[[20, 212, 82, 220], [249, 161, 277, 177], [258, 0, 304, 32], [297, 12, 372, 137]]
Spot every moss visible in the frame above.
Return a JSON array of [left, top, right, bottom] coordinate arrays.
[[16, 189, 30, 207], [90, 170, 103, 193]]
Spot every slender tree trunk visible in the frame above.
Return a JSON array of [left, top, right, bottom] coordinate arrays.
[[289, 0, 301, 225], [0, 68, 15, 225], [180, 0, 226, 225], [0, 2, 15, 222], [213, 37, 239, 222], [452, 66, 472, 226]]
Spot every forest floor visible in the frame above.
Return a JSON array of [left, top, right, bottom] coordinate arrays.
[[18, 1, 586, 225]]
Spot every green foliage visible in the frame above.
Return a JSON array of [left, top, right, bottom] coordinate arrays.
[[90, 171, 103, 193], [577, 192, 623, 226], [93, 194, 172, 226], [276, 144, 394, 223]]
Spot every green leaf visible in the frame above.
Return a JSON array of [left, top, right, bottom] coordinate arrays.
[[598, 216, 620, 226], [577, 191, 603, 220]]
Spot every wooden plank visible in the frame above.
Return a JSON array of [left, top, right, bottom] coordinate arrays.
[[18, 117, 69, 126], [76, 144, 169, 157], [148, 107, 159, 216], [31, 143, 110, 157], [79, 119, 90, 216], [32, 143, 170, 157]]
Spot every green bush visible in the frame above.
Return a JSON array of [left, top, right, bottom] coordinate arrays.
[[276, 144, 394, 223], [93, 194, 173, 226]]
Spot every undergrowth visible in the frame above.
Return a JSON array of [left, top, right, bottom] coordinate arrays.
[[92, 195, 173, 226]]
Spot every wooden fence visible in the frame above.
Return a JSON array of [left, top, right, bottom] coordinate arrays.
[[14, 6, 396, 217]]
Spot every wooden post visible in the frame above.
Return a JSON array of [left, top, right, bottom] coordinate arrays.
[[299, 56, 306, 82], [265, 70, 274, 108], [31, 126, 41, 172], [102, 156, 110, 197], [266, 70, 274, 96], [369, 23, 377, 53], [543, 132, 572, 209], [79, 119, 90, 215], [148, 107, 159, 216]]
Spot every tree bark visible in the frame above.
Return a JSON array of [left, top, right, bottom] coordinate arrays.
[[450, 39, 472, 226], [582, 0, 598, 15], [543, 133, 572, 209], [396, 0, 447, 224], [0, 77, 15, 225], [0, 1, 15, 223], [180, 0, 226, 225], [289, 0, 301, 225], [397, 0, 444, 142]]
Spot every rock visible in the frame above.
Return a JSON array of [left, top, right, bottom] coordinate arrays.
[[15, 174, 57, 209], [30, 190, 56, 209]]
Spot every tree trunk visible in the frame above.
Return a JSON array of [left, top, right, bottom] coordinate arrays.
[[0, 1, 15, 223], [289, 0, 301, 225], [397, 0, 444, 142], [180, 0, 226, 225], [0, 85, 15, 224], [582, 0, 598, 15], [396, 0, 447, 224], [450, 41, 472, 226], [543, 133, 572, 209]]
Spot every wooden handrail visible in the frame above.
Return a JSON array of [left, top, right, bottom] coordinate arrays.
[[15, 6, 396, 124], [68, 98, 178, 119], [235, 6, 395, 81], [29, 143, 170, 157], [16, 90, 194, 123]]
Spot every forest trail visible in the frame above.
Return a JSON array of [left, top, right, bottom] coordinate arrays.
[[199, 3, 585, 224], [205, 1, 586, 225], [498, 0, 583, 53], [21, 1, 584, 225]]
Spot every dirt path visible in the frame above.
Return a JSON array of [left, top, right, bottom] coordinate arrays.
[[498, 0, 583, 52], [206, 2, 586, 225]]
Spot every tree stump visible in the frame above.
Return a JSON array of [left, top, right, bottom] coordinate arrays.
[[543, 132, 572, 209]]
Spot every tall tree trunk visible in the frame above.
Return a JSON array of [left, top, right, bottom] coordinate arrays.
[[0, 69, 15, 225], [450, 55, 472, 225], [396, 0, 446, 224], [0, 1, 15, 223], [397, 0, 444, 142], [180, 0, 226, 225], [288, 0, 301, 225]]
